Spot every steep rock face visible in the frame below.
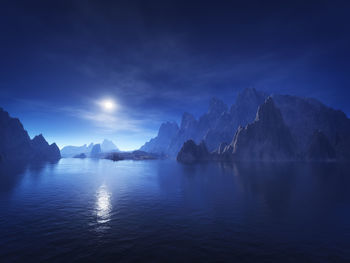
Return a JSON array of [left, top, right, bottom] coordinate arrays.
[[306, 131, 336, 161], [227, 97, 297, 161], [167, 113, 199, 157], [176, 140, 210, 163], [0, 108, 60, 162], [196, 98, 228, 139], [140, 88, 267, 156], [204, 88, 267, 151], [142, 88, 350, 161], [140, 122, 179, 154], [273, 94, 350, 159], [31, 134, 61, 160], [230, 87, 268, 128], [0, 108, 32, 161], [90, 144, 101, 157]]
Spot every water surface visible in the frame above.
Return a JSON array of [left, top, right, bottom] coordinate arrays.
[[0, 159, 349, 262]]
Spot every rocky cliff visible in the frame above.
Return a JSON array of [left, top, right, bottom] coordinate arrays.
[[0, 108, 61, 162], [176, 140, 210, 163], [140, 88, 267, 156], [140, 122, 179, 155], [226, 97, 297, 161], [141, 88, 350, 162]]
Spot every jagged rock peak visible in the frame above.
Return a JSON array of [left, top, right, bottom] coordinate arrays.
[[230, 97, 297, 161], [255, 97, 284, 124], [235, 87, 266, 103], [158, 121, 179, 134], [32, 134, 48, 145], [208, 97, 228, 115]]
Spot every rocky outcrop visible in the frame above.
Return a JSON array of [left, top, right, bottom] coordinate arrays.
[[0, 108, 61, 162], [176, 140, 210, 163], [31, 134, 61, 160], [273, 94, 350, 160], [167, 113, 199, 156], [225, 97, 297, 161], [204, 88, 267, 151], [306, 131, 336, 161]]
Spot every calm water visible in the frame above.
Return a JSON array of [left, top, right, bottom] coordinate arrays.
[[0, 158, 350, 262]]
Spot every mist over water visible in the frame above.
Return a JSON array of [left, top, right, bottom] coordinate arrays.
[[0, 159, 350, 262]]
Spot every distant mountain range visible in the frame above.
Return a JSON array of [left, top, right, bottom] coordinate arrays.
[[0, 108, 61, 163], [140, 88, 350, 162], [60, 139, 120, 158]]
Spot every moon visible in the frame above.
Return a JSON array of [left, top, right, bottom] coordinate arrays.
[[99, 98, 117, 112]]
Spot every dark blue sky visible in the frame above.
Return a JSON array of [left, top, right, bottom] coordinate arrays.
[[1, 0, 349, 150]]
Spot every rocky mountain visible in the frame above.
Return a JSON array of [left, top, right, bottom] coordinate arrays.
[[176, 140, 210, 163], [223, 97, 297, 161], [306, 131, 336, 161], [60, 144, 93, 158], [176, 94, 350, 163], [0, 108, 61, 162], [204, 88, 267, 150], [140, 88, 267, 157], [143, 88, 350, 162], [61, 139, 119, 157], [101, 139, 120, 152], [140, 122, 179, 154], [273, 94, 350, 160], [31, 134, 61, 160]]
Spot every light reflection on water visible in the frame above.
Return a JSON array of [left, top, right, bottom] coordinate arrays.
[[1, 159, 350, 262], [96, 184, 112, 224]]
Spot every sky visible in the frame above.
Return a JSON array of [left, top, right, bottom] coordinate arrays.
[[0, 0, 349, 150]]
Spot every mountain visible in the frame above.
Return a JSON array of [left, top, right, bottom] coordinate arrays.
[[223, 97, 297, 161], [140, 122, 179, 154], [306, 131, 336, 161], [31, 134, 61, 160], [60, 144, 92, 158], [101, 139, 120, 152], [204, 88, 267, 150], [273, 94, 350, 160], [61, 139, 119, 157], [0, 108, 60, 162], [140, 88, 267, 157], [176, 140, 210, 163], [175, 92, 350, 163]]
